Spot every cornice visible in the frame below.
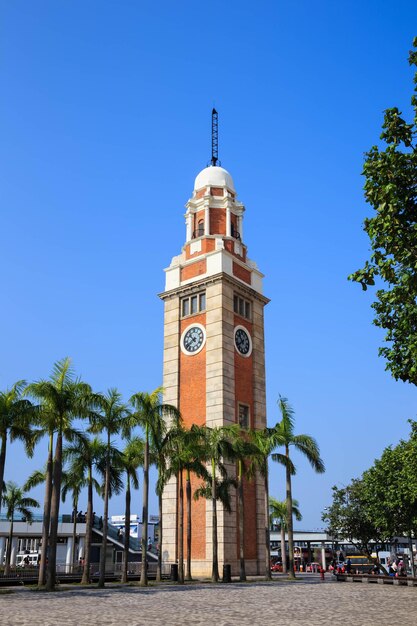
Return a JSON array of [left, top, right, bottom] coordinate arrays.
[[158, 272, 270, 305]]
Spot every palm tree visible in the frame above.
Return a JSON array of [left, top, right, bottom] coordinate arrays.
[[2, 482, 39, 575], [249, 427, 288, 579], [229, 428, 259, 582], [61, 471, 84, 572], [163, 425, 209, 583], [194, 473, 237, 579], [89, 388, 129, 588], [25, 357, 91, 590], [63, 436, 106, 584], [129, 388, 180, 587], [120, 436, 144, 583], [152, 423, 173, 583], [272, 396, 325, 579], [0, 381, 36, 511], [197, 425, 236, 582], [25, 466, 82, 574], [269, 496, 302, 574]]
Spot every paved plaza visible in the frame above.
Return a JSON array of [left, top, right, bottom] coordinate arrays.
[[1, 576, 417, 626]]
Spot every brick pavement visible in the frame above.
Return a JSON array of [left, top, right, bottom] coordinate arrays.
[[1, 576, 417, 626]]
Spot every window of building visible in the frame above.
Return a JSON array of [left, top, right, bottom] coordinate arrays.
[[238, 404, 250, 429], [234, 294, 251, 320], [181, 291, 206, 317], [197, 220, 204, 237]]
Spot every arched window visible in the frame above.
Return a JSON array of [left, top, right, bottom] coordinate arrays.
[[197, 219, 204, 237]]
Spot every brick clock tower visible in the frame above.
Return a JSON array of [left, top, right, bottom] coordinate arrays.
[[160, 154, 269, 577]]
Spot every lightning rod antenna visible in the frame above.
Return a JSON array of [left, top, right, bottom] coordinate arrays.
[[211, 108, 220, 166]]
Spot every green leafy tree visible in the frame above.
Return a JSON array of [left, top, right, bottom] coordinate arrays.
[[349, 39, 417, 385], [269, 496, 302, 573], [273, 397, 325, 579], [26, 358, 91, 590], [89, 388, 129, 588], [0, 381, 36, 511], [360, 421, 417, 574], [129, 388, 180, 587], [322, 479, 389, 572], [2, 482, 39, 575]]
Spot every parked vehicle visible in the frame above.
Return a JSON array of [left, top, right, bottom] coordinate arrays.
[[270, 562, 282, 572], [16, 553, 39, 568]]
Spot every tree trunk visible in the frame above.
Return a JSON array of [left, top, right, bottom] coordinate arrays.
[[98, 433, 111, 588], [264, 462, 272, 580], [71, 507, 77, 573], [285, 445, 295, 579], [4, 519, 13, 575], [156, 490, 163, 582], [409, 535, 415, 577], [121, 473, 131, 584], [211, 459, 219, 582], [178, 468, 184, 584], [38, 433, 53, 587], [81, 465, 93, 584], [0, 435, 7, 514], [238, 460, 246, 582], [185, 470, 192, 581], [46, 431, 63, 591], [280, 523, 287, 574], [140, 429, 149, 587]]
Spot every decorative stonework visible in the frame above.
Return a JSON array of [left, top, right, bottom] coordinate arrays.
[[160, 165, 268, 576]]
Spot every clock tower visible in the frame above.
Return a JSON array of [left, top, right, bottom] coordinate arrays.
[[160, 150, 269, 577]]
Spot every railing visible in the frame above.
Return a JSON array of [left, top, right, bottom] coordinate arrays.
[[0, 561, 166, 583], [0, 514, 80, 524], [192, 230, 241, 239]]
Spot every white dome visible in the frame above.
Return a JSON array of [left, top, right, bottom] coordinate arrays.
[[194, 166, 235, 192]]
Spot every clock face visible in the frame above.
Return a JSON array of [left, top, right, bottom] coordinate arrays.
[[181, 324, 206, 355], [234, 326, 252, 356]]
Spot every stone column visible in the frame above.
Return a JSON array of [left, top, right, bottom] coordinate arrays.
[[321, 542, 326, 570], [186, 213, 192, 241], [226, 206, 231, 236], [66, 537, 73, 572], [10, 537, 18, 566], [78, 536, 85, 560], [204, 203, 210, 235], [0, 537, 5, 565]]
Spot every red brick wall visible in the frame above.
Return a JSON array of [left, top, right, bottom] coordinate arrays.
[[233, 315, 257, 561], [181, 259, 207, 281], [185, 239, 215, 260], [179, 312, 207, 559], [233, 262, 251, 285], [210, 187, 223, 197], [210, 208, 226, 235]]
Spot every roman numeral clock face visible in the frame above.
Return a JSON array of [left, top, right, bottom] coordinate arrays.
[[180, 323, 206, 355], [234, 325, 252, 357]]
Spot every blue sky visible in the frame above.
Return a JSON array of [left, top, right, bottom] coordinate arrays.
[[1, 0, 417, 529]]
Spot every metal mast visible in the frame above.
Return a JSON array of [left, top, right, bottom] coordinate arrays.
[[211, 108, 220, 166]]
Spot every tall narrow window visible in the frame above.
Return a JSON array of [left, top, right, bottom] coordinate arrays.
[[182, 299, 190, 317], [238, 404, 250, 429], [234, 294, 251, 320], [197, 219, 204, 237], [181, 291, 206, 317]]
